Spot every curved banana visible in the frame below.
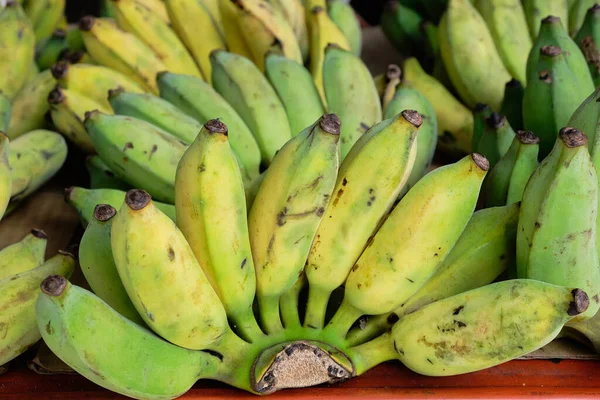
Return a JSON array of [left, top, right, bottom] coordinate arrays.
[[0, 133, 10, 218], [574, 4, 600, 86], [474, 113, 516, 168], [569, 0, 596, 36], [138, 0, 171, 23], [35, 29, 68, 70], [218, 0, 254, 60], [0, 229, 47, 280], [380, 64, 401, 115], [328, 0, 362, 57], [500, 79, 525, 131], [380, 1, 429, 65], [24, 0, 65, 43], [271, 0, 309, 61], [86, 155, 132, 191], [523, 0, 569, 38]]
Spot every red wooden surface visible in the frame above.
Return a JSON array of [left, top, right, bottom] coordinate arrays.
[[1, 359, 600, 399]]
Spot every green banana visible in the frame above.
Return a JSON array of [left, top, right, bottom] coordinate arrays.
[[264, 52, 324, 136], [85, 155, 132, 191], [500, 79, 525, 131], [327, 0, 362, 56], [157, 72, 261, 183], [65, 25, 85, 52], [64, 186, 176, 226], [474, 113, 516, 168], [323, 44, 382, 160], [523, 45, 594, 158], [0, 133, 10, 218], [303, 110, 420, 329], [569, 0, 597, 36], [523, 0, 569, 38], [210, 50, 292, 166], [346, 203, 520, 347], [35, 29, 68, 71], [84, 111, 187, 203], [438, 0, 511, 111], [574, 4, 600, 86], [517, 127, 600, 321], [483, 130, 540, 207], [0, 1, 35, 99], [380, 1, 429, 63], [0, 229, 47, 280], [471, 104, 493, 154], [24, 0, 65, 43], [79, 204, 145, 324], [475, 0, 532, 84], [248, 114, 340, 334], [0, 93, 10, 133], [0, 251, 75, 366], [569, 85, 600, 152]]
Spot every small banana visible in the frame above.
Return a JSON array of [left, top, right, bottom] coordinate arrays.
[[210, 50, 292, 166], [84, 111, 187, 204], [64, 186, 176, 226], [218, 0, 254, 60], [474, 113, 516, 169], [303, 110, 420, 329], [574, 4, 600, 86], [0, 133, 10, 219], [323, 44, 382, 160], [380, 64, 401, 115], [500, 79, 525, 131], [23, 0, 65, 43], [35, 29, 68, 71], [569, 0, 597, 36], [264, 52, 324, 136], [85, 155, 132, 192], [79, 204, 145, 324], [0, 229, 47, 280], [523, 0, 569, 38], [438, 0, 512, 111], [0, 93, 10, 133], [328, 0, 362, 57], [0, 251, 75, 366], [483, 130, 540, 207], [78, 16, 167, 94]]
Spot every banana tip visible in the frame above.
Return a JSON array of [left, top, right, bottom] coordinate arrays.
[[321, 114, 341, 135], [402, 110, 423, 128], [516, 130, 540, 145], [64, 186, 74, 202], [471, 153, 490, 171], [5, 1, 17, 7], [568, 289, 590, 316], [474, 103, 490, 113], [559, 127, 587, 148], [205, 119, 228, 135], [107, 86, 125, 99], [94, 204, 117, 222], [542, 15, 560, 24], [51, 62, 69, 80], [386, 64, 401, 81], [31, 229, 48, 239], [79, 16, 95, 31], [52, 29, 67, 39], [486, 113, 506, 129], [40, 275, 68, 297], [125, 189, 151, 211], [47, 87, 65, 105], [591, 4, 600, 14]]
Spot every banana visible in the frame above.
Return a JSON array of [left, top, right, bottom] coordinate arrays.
[[574, 4, 600, 86], [78, 16, 167, 94], [523, 0, 569, 38], [384, 86, 438, 194], [271, 0, 309, 61], [0, 133, 9, 219], [9, 129, 67, 203], [156, 72, 261, 183], [0, 93, 10, 133], [438, 0, 512, 111], [303, 110, 420, 330], [111, 0, 201, 78], [0, 229, 47, 280], [348, 280, 590, 377], [380, 1, 429, 63], [248, 114, 340, 334], [36, 276, 223, 400], [218, 0, 254, 60], [210, 50, 292, 166], [86, 155, 132, 191], [473, 113, 516, 168], [84, 111, 187, 204], [59, 49, 96, 65], [475, 0, 532, 84], [328, 0, 362, 57], [323, 44, 382, 160], [471, 104, 493, 152], [175, 119, 263, 341], [402, 57, 473, 155], [7, 70, 55, 139], [346, 203, 520, 347], [52, 62, 147, 110], [264, 52, 324, 136], [564, 310, 600, 353], [325, 153, 489, 339], [523, 45, 594, 158], [232, 0, 303, 72], [569, 85, 600, 155], [47, 86, 108, 154], [517, 127, 600, 321], [111, 189, 229, 350], [0, 251, 75, 366], [569, 0, 596, 36], [380, 64, 401, 115], [308, 5, 351, 105], [500, 79, 525, 131], [79, 204, 145, 325], [65, 186, 176, 226], [138, 0, 171, 23], [165, 0, 226, 83], [279, 271, 306, 331], [0, 1, 35, 99], [35, 29, 68, 70], [66, 25, 85, 52], [23, 0, 65, 43], [201, 0, 224, 31], [483, 130, 540, 207]]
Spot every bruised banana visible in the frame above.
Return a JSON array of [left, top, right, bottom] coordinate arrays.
[[575, 4, 600, 87], [0, 229, 47, 280], [328, 0, 362, 57], [86, 155, 132, 192], [303, 111, 420, 329], [500, 79, 525, 131], [248, 114, 340, 334], [346, 203, 520, 347], [474, 113, 516, 169], [523, 0, 569, 39], [0, 134, 10, 218]]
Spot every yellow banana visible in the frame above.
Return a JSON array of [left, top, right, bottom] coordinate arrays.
[[137, 0, 170, 23], [0, 133, 11, 219], [24, 0, 65, 43], [271, 0, 309, 61], [218, 0, 254, 60]]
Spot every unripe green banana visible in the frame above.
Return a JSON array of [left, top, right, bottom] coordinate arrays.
[[523, 0, 569, 38], [500, 79, 525, 131], [210, 50, 292, 166], [471, 104, 493, 154], [0, 93, 10, 133], [0, 251, 75, 366], [24, 0, 65, 43], [323, 44, 382, 160], [574, 4, 600, 86], [384, 86, 438, 193], [475, 0, 532, 84], [348, 280, 590, 377], [36, 276, 223, 400], [303, 110, 420, 330], [157, 72, 261, 184], [438, 0, 511, 111], [279, 271, 306, 330], [0, 229, 47, 280], [264, 52, 324, 136], [111, 189, 228, 349], [9, 129, 67, 203], [327, 0, 362, 56], [326, 153, 489, 339], [175, 120, 263, 342], [474, 113, 516, 168], [483, 130, 540, 207], [79, 204, 145, 325], [249, 114, 341, 334], [35, 29, 68, 71], [84, 111, 187, 203], [0, 1, 35, 99], [65, 186, 176, 226], [380, 1, 429, 64], [517, 127, 600, 321], [0, 133, 10, 219], [86, 155, 132, 191], [345, 203, 520, 347], [523, 45, 594, 158], [569, 0, 597, 36]]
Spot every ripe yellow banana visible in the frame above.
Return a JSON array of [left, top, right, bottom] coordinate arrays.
[[0, 229, 47, 280], [271, 0, 309, 61], [218, 0, 254, 60], [0, 133, 10, 219], [138, 0, 171, 23]]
